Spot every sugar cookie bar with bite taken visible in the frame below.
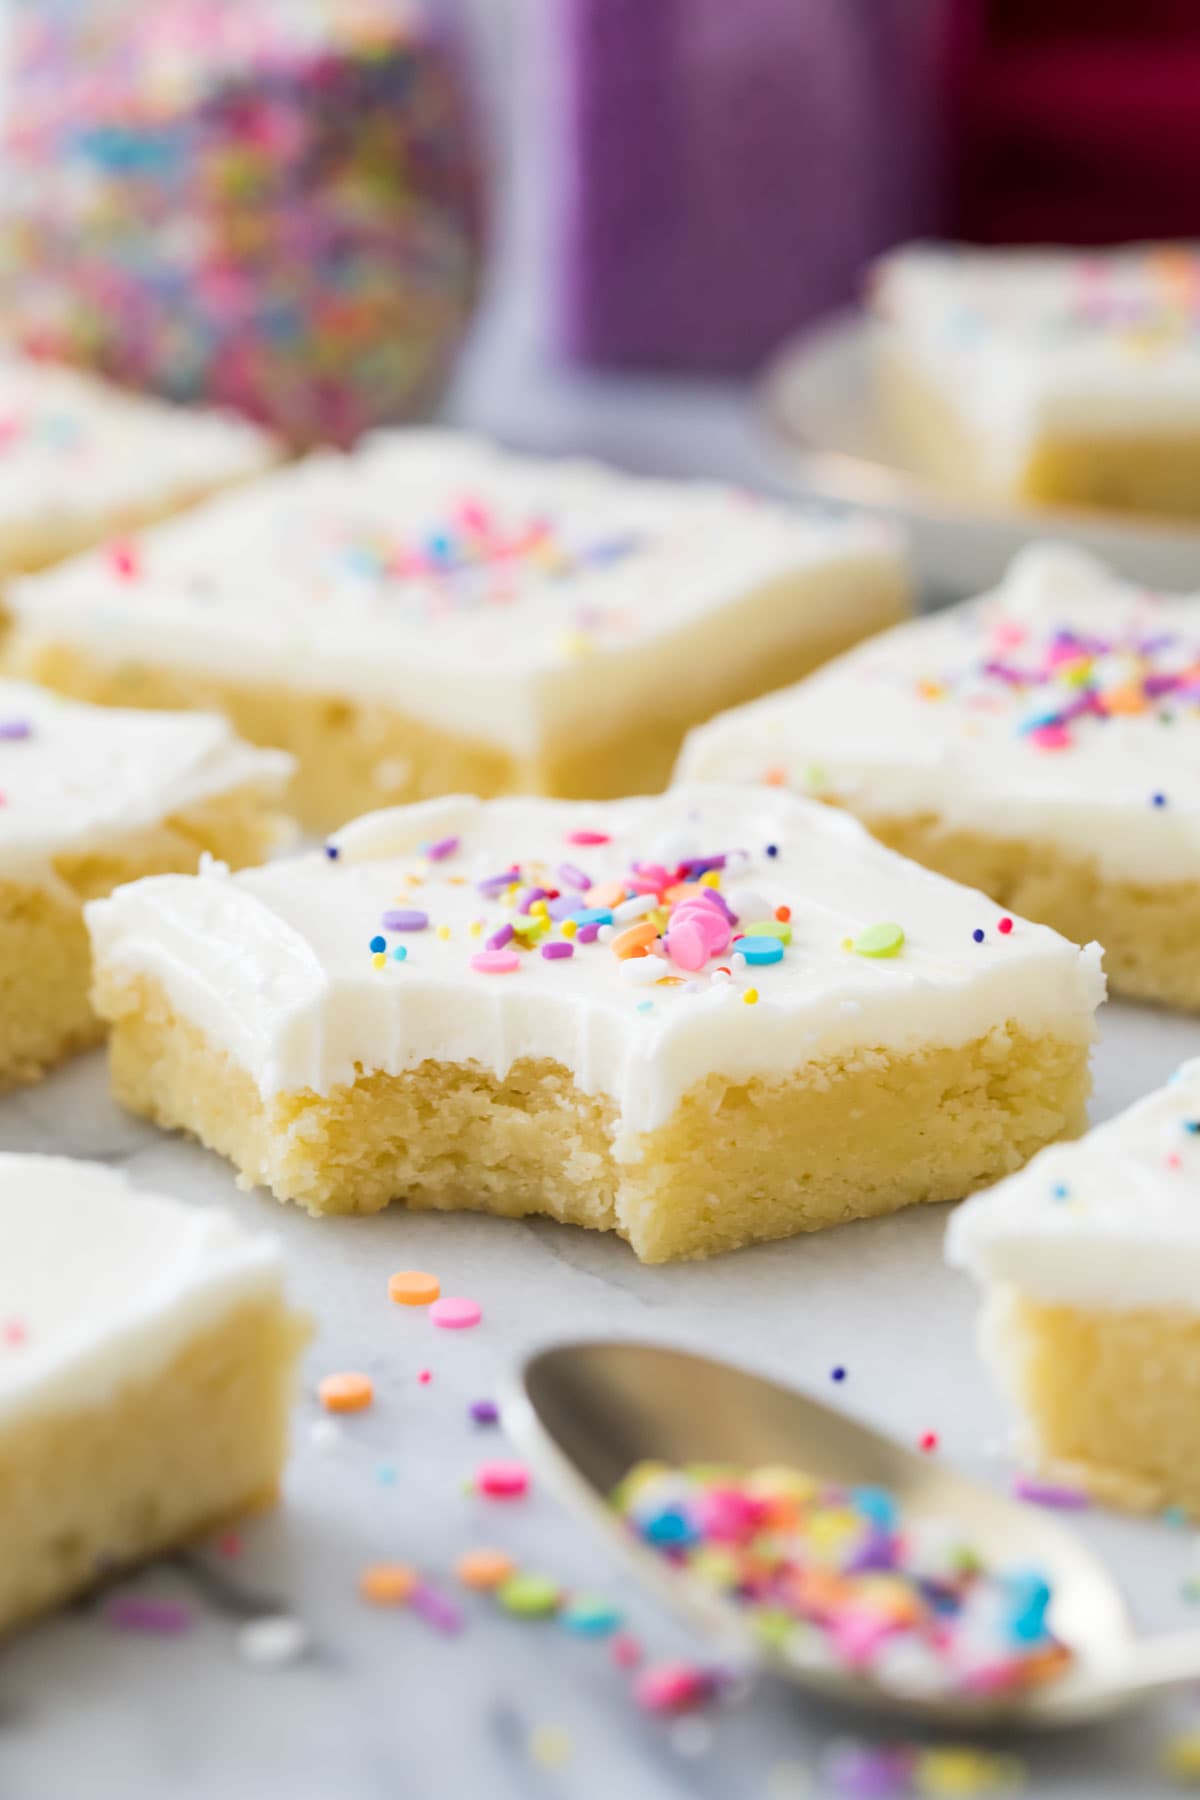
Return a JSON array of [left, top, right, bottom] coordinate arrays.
[[5, 431, 910, 832], [0, 1155, 307, 1637], [679, 545, 1200, 1008], [0, 351, 279, 591], [871, 240, 1200, 517], [0, 680, 293, 1088], [86, 785, 1103, 1263], [948, 1058, 1200, 1517]]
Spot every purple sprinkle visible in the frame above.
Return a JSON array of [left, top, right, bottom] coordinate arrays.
[[680, 854, 727, 879], [381, 909, 428, 932], [0, 719, 31, 741], [557, 862, 591, 890], [545, 894, 578, 921], [517, 886, 547, 915], [541, 941, 574, 960], [423, 835, 460, 862], [410, 1583, 465, 1636], [470, 1398, 500, 1426], [104, 1594, 193, 1636], [1012, 1476, 1091, 1511], [486, 923, 514, 952], [577, 922, 601, 945], [477, 868, 519, 898]]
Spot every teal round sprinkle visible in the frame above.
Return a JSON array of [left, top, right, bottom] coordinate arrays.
[[393, 945, 407, 962], [737, 934, 785, 966], [369, 935, 386, 954], [561, 1595, 623, 1637]]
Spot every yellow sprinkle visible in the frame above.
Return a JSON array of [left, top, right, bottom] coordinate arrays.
[[1163, 1731, 1200, 1781], [529, 1724, 573, 1769], [469, 919, 484, 937], [743, 987, 759, 1005], [530, 900, 550, 919], [699, 870, 721, 888], [436, 924, 451, 941], [560, 918, 578, 940], [841, 936, 854, 951], [372, 952, 387, 970]]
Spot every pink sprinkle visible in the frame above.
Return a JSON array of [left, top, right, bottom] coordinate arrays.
[[566, 830, 610, 846], [1167, 1152, 1183, 1171], [2, 1318, 26, 1346], [634, 1661, 708, 1714], [541, 941, 574, 960], [470, 950, 520, 975], [105, 1595, 192, 1636], [664, 918, 708, 971], [106, 538, 140, 580], [611, 1632, 643, 1669], [430, 1296, 482, 1330], [1029, 723, 1071, 751], [418, 1368, 433, 1385], [215, 1531, 243, 1558], [477, 1459, 529, 1498], [997, 916, 1014, 935], [424, 835, 460, 862]]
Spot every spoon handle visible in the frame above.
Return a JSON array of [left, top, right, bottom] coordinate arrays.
[[1121, 1629, 1200, 1698]]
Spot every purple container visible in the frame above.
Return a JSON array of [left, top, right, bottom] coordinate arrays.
[[550, 0, 950, 371]]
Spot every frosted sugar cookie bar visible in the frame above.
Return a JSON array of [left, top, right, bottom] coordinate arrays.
[[6, 431, 909, 830], [86, 785, 1103, 1263], [0, 1155, 306, 1635], [680, 546, 1200, 1008], [948, 1060, 1200, 1515], [0, 680, 292, 1087], [0, 352, 278, 583], [872, 241, 1200, 516]]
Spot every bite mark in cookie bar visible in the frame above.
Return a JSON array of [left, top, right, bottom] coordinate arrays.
[[86, 787, 1103, 1262], [0, 1156, 306, 1636], [5, 432, 909, 829], [871, 241, 1200, 516], [948, 1058, 1200, 1515], [0, 352, 278, 585], [679, 546, 1200, 1008], [0, 681, 292, 1087]]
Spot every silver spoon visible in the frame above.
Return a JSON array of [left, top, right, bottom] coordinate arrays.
[[503, 1340, 1200, 1731]]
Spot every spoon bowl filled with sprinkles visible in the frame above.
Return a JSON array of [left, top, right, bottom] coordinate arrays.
[[507, 1340, 1200, 1732]]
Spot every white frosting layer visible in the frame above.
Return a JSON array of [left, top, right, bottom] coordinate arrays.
[[0, 680, 292, 881], [0, 354, 277, 546], [86, 786, 1104, 1147], [8, 431, 907, 757], [948, 1059, 1200, 1313], [872, 241, 1200, 482], [679, 545, 1200, 884], [0, 1155, 285, 1430]]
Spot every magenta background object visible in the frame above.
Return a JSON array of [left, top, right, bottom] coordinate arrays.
[[551, 0, 950, 372]]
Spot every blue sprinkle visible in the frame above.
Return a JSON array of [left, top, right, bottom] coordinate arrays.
[[393, 946, 408, 963], [1152, 792, 1168, 807], [765, 844, 779, 858], [370, 935, 386, 954], [570, 907, 614, 927], [737, 935, 784, 966], [830, 1366, 847, 1382], [972, 928, 985, 943], [852, 1486, 898, 1530], [325, 844, 339, 860], [644, 1507, 697, 1547], [1052, 1183, 1069, 1201], [636, 1000, 654, 1014]]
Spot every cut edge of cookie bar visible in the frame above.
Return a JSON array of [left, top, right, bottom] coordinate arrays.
[[976, 1288, 1200, 1516], [879, 341, 1200, 519], [95, 969, 1092, 1263], [0, 1291, 307, 1636], [7, 569, 909, 831], [0, 784, 291, 1089], [856, 810, 1200, 1009]]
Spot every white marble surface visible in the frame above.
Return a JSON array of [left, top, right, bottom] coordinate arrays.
[[1, 993, 1199, 1800]]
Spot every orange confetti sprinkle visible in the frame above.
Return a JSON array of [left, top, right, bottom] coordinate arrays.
[[611, 919, 658, 959], [388, 1270, 441, 1307], [318, 1371, 373, 1413], [455, 1547, 517, 1590], [360, 1562, 418, 1606]]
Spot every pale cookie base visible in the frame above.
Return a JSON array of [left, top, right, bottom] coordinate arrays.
[[9, 581, 907, 832], [0, 1295, 307, 1636], [0, 786, 290, 1090], [880, 347, 1200, 519], [850, 810, 1198, 1009], [982, 1288, 1200, 1516], [94, 971, 1092, 1262]]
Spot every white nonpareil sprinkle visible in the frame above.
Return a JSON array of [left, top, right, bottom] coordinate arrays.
[[237, 1615, 309, 1668]]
